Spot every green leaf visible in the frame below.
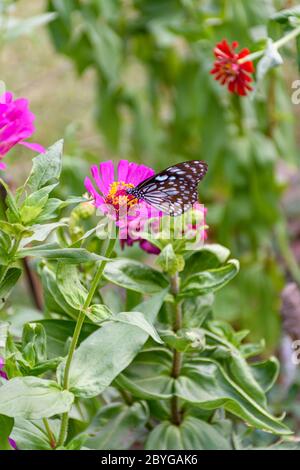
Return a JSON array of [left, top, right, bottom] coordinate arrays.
[[18, 244, 109, 264], [145, 417, 231, 450], [271, 7, 300, 24], [250, 358, 279, 392], [19, 184, 57, 225], [182, 294, 214, 328], [0, 268, 22, 305], [183, 244, 231, 278], [116, 349, 174, 400], [20, 222, 67, 247], [0, 178, 20, 222], [156, 244, 184, 275], [160, 328, 205, 352], [40, 264, 78, 319], [111, 311, 163, 344], [36, 320, 97, 358], [3, 12, 57, 41], [22, 323, 47, 366], [86, 304, 113, 324], [175, 359, 291, 435], [57, 291, 166, 398], [25, 140, 63, 192], [104, 259, 169, 294], [56, 264, 88, 309], [0, 221, 33, 238], [11, 418, 60, 450], [0, 415, 14, 450], [180, 260, 239, 298], [0, 377, 74, 419], [0, 321, 9, 350], [85, 402, 148, 450]]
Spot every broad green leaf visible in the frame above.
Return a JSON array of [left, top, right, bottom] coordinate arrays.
[[56, 264, 88, 309], [175, 359, 291, 435], [0, 268, 22, 305], [104, 259, 169, 294], [179, 260, 239, 298], [0, 221, 33, 238], [0, 415, 14, 450], [0, 377, 74, 419], [25, 140, 63, 192], [22, 323, 47, 366], [18, 244, 109, 264], [40, 265, 78, 319], [19, 184, 57, 225], [145, 417, 231, 450], [182, 294, 214, 329], [250, 358, 279, 392], [85, 402, 148, 450], [116, 349, 174, 400], [183, 244, 231, 278], [111, 311, 163, 344], [57, 291, 166, 398], [20, 222, 66, 247], [3, 12, 57, 41], [36, 319, 97, 358], [11, 418, 60, 450], [86, 304, 113, 324]]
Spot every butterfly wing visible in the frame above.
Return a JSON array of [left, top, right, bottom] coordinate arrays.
[[131, 160, 208, 216]]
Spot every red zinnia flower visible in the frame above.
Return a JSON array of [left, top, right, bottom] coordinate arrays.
[[210, 40, 254, 96]]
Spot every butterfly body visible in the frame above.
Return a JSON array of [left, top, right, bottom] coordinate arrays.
[[126, 160, 208, 216]]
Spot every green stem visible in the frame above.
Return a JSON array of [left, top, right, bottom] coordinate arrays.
[[170, 273, 183, 426], [276, 220, 300, 286], [57, 234, 117, 447], [238, 25, 300, 64], [43, 418, 56, 449]]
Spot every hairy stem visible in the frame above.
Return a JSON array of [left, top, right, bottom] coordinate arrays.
[[238, 25, 300, 64], [57, 235, 117, 447], [170, 273, 183, 426]]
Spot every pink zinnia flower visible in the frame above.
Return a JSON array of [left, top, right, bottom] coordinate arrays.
[[0, 91, 45, 170], [84, 160, 162, 254], [210, 40, 254, 96], [0, 357, 17, 449]]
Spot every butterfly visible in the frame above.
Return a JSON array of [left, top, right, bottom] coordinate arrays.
[[126, 160, 208, 216]]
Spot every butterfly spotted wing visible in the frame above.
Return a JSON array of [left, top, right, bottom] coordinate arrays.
[[127, 160, 208, 216]]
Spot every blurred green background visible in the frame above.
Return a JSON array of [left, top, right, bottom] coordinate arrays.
[[1, 0, 300, 355]]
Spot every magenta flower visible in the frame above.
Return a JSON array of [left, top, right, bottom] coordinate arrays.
[[0, 356, 8, 380], [84, 160, 162, 253], [0, 357, 17, 449], [0, 91, 45, 170]]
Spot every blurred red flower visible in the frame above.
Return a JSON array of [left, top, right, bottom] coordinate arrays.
[[210, 40, 254, 96]]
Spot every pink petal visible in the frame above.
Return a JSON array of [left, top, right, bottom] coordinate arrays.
[[99, 160, 115, 193], [19, 141, 45, 153], [91, 164, 106, 195], [0, 161, 6, 170], [117, 159, 129, 182], [84, 177, 104, 207], [127, 163, 154, 186]]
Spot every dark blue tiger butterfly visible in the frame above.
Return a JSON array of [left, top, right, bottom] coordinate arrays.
[[126, 160, 208, 216]]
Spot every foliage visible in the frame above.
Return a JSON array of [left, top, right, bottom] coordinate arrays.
[[0, 142, 294, 450], [45, 0, 300, 348]]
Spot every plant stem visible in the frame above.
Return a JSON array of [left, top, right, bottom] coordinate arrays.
[[170, 272, 183, 426], [43, 418, 56, 449], [57, 235, 117, 447], [276, 220, 300, 286], [238, 25, 300, 64]]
